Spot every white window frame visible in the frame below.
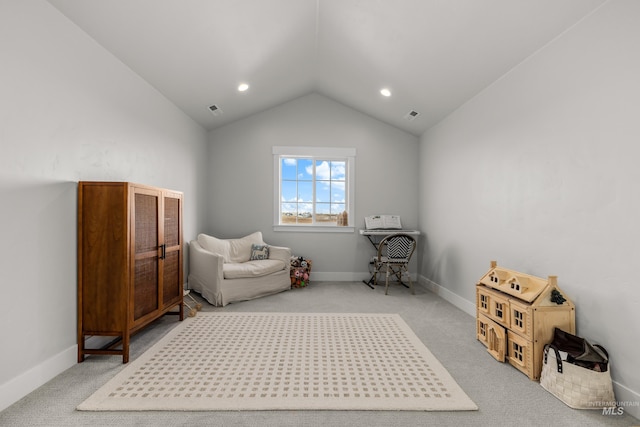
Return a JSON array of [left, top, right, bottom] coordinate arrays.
[[273, 146, 355, 233]]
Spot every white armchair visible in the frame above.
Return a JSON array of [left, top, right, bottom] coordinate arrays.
[[188, 231, 291, 306]]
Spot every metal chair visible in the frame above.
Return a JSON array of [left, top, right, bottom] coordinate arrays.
[[373, 233, 417, 295]]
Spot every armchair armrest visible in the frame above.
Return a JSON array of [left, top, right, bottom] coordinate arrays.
[[188, 240, 224, 302], [268, 245, 292, 266]]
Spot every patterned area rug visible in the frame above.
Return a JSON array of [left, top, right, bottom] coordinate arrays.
[[77, 313, 477, 411]]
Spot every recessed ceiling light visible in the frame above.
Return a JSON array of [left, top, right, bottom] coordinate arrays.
[[238, 83, 249, 92], [380, 88, 391, 97]]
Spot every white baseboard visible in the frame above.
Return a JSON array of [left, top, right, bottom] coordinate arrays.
[[312, 271, 371, 282], [0, 345, 77, 412], [417, 275, 476, 317], [611, 380, 640, 419], [312, 271, 422, 283]]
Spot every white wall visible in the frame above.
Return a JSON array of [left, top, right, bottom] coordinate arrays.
[[418, 0, 639, 414], [0, 1, 209, 410], [207, 93, 419, 279]]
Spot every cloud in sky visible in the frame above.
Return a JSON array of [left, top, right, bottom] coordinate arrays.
[[306, 161, 345, 180]]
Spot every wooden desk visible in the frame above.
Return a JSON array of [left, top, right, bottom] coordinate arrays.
[[360, 229, 420, 289]]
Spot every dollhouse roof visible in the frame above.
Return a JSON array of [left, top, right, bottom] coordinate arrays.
[[479, 266, 548, 303], [507, 276, 530, 292], [489, 269, 510, 282]]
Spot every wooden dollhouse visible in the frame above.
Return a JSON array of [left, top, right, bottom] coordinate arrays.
[[476, 261, 575, 380]]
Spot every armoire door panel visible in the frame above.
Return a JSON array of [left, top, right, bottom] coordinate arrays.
[[161, 192, 182, 309], [134, 192, 159, 254], [164, 196, 180, 248], [162, 251, 181, 306], [134, 256, 159, 321]]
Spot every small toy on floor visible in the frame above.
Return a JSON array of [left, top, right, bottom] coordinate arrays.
[[290, 256, 312, 288], [183, 289, 202, 317]]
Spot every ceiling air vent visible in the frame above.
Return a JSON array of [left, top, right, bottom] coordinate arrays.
[[208, 104, 223, 116], [404, 110, 420, 121]]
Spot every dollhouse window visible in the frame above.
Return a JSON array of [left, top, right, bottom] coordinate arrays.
[[512, 342, 524, 362], [495, 302, 504, 319], [491, 275, 499, 283], [479, 322, 487, 337], [513, 310, 524, 328], [511, 282, 520, 291], [480, 294, 488, 310]]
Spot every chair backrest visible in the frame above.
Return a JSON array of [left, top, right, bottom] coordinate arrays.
[[377, 233, 416, 262]]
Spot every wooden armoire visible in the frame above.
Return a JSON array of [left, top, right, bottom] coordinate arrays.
[[77, 182, 184, 363]]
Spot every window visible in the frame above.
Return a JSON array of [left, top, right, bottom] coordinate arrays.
[[273, 146, 355, 232], [480, 294, 488, 310], [513, 310, 524, 328], [512, 342, 524, 363], [495, 302, 504, 319], [479, 321, 487, 338]]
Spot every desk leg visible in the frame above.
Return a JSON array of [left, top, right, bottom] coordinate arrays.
[[363, 257, 377, 289], [363, 235, 379, 289], [362, 276, 375, 289]]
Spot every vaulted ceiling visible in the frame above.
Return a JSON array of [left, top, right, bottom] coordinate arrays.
[[47, 0, 605, 136]]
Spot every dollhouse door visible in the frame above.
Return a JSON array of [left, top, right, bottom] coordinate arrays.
[[486, 321, 506, 362]]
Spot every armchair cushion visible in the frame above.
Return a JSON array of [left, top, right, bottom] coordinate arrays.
[[223, 259, 286, 279], [197, 231, 264, 263]]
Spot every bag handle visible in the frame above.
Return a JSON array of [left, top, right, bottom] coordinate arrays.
[[544, 344, 564, 374], [593, 344, 609, 359]]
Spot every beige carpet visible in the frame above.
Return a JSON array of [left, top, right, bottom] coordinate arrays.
[[77, 312, 478, 411]]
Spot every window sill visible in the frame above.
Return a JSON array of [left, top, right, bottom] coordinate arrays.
[[273, 225, 355, 233]]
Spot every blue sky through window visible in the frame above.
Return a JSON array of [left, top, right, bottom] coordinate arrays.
[[281, 157, 346, 222]]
